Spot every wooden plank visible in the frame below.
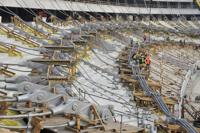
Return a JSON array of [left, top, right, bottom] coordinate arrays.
[[30, 59, 75, 65], [120, 74, 161, 88], [90, 105, 106, 131], [134, 93, 176, 105], [43, 46, 75, 51], [31, 117, 44, 133]]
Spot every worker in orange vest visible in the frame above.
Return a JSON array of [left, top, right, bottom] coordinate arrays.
[[145, 54, 151, 69]]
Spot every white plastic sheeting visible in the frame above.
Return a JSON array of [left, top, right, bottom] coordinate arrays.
[[0, 0, 200, 15]]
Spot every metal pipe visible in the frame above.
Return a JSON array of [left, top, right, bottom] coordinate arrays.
[[0, 98, 17, 102], [0, 121, 76, 129], [0, 111, 51, 119]]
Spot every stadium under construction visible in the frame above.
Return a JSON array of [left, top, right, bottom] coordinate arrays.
[[0, 0, 200, 133]]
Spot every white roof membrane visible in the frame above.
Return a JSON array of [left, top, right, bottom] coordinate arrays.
[[0, 0, 199, 15]]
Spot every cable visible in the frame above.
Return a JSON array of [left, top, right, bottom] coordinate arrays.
[[59, 1, 81, 27], [5, 67, 32, 73], [64, 1, 81, 25], [79, 64, 116, 89], [79, 67, 122, 96], [91, 49, 116, 67], [17, 0, 63, 33], [50, 0, 69, 17], [74, 80, 138, 118], [34, 0, 61, 21], [72, 82, 99, 105], [0, 1, 53, 42], [0, 41, 40, 51], [78, 65, 133, 110], [0, 2, 17, 16], [87, 63, 118, 83], [94, 38, 119, 60], [15, 48, 42, 56], [0, 7, 15, 16], [0, 38, 42, 57], [15, 0, 37, 17], [74, 80, 134, 113]]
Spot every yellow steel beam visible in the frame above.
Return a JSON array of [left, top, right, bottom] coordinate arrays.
[[12, 16, 49, 39], [0, 45, 8, 52], [43, 45, 75, 52], [0, 44, 22, 57], [0, 68, 15, 77], [30, 58, 76, 65], [0, 24, 40, 48]]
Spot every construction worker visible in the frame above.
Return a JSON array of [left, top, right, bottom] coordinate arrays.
[[135, 40, 141, 50], [139, 54, 143, 65], [143, 33, 147, 42], [141, 55, 146, 66], [130, 38, 134, 46], [132, 54, 138, 65], [180, 40, 183, 45], [166, 36, 170, 42], [145, 54, 151, 69], [134, 38, 141, 47], [183, 39, 186, 45]]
